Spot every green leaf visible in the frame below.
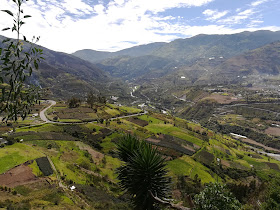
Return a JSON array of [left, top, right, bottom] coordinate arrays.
[[1, 10, 13, 17], [24, 15, 31, 18], [34, 60, 38, 69], [2, 27, 10, 31]]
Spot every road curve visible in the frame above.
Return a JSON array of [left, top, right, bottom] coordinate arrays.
[[40, 100, 56, 122]]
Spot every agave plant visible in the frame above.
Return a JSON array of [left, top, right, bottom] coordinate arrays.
[[117, 135, 170, 210]]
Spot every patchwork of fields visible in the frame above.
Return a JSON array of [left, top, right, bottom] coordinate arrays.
[[1, 101, 280, 209]]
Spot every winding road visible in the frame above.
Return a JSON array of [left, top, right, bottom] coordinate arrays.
[[40, 100, 56, 122]]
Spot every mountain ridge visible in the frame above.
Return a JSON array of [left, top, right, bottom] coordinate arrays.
[[0, 35, 128, 99], [72, 30, 280, 83]]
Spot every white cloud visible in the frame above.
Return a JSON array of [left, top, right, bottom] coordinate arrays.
[[0, 0, 279, 53], [203, 9, 229, 21], [218, 9, 255, 25], [247, 20, 264, 27], [238, 9, 254, 16], [61, 0, 93, 15], [251, 0, 268, 7]]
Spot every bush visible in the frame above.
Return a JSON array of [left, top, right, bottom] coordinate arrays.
[[194, 182, 241, 210]]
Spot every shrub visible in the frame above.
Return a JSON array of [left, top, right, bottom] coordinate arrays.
[[194, 182, 241, 210]]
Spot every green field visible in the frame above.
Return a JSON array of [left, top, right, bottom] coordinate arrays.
[[16, 124, 64, 133], [167, 155, 216, 183], [145, 123, 203, 146], [119, 106, 142, 114], [0, 143, 44, 174]]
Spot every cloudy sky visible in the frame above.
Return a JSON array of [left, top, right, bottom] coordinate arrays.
[[0, 0, 279, 53]]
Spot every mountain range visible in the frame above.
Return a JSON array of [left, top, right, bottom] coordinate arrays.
[[73, 30, 280, 84], [1, 30, 280, 99]]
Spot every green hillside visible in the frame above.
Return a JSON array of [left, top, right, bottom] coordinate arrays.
[[1, 101, 280, 209]]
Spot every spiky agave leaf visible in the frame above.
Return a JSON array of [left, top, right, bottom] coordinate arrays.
[[116, 134, 144, 162], [117, 136, 170, 210]]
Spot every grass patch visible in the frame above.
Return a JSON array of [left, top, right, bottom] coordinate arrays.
[[17, 124, 64, 133], [0, 143, 44, 174], [119, 106, 141, 114], [58, 119, 82, 123], [25, 140, 60, 149], [181, 156, 216, 183], [145, 124, 203, 146], [29, 160, 44, 177], [87, 112, 98, 119], [100, 155, 121, 181], [167, 159, 192, 176], [104, 107, 120, 116], [138, 115, 164, 124], [14, 134, 41, 141], [100, 133, 120, 154], [167, 156, 216, 183]]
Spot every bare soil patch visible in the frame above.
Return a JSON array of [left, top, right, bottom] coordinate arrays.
[[52, 106, 95, 120], [60, 151, 79, 162], [194, 150, 214, 166], [239, 138, 280, 153], [127, 117, 149, 127], [0, 163, 38, 187], [221, 160, 230, 167], [146, 138, 160, 143], [265, 162, 279, 170], [155, 146, 181, 158], [204, 93, 239, 104], [265, 127, 280, 136], [182, 144, 195, 153], [76, 142, 104, 164], [145, 134, 196, 156]]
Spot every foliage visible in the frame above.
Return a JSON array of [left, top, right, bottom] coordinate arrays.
[[35, 157, 53, 176], [0, 0, 43, 122], [86, 91, 97, 108], [67, 97, 80, 108], [261, 178, 280, 209], [194, 182, 241, 210], [116, 135, 170, 210]]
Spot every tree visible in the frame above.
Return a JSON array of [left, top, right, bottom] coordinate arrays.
[[194, 182, 241, 210], [86, 91, 97, 108], [68, 97, 80, 108], [0, 0, 43, 122], [98, 95, 106, 104], [116, 135, 170, 210]]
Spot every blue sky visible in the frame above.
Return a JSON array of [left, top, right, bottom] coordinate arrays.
[[0, 0, 279, 53]]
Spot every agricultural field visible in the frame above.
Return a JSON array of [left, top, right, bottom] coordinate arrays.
[[0, 143, 44, 174], [1, 100, 280, 209], [46, 103, 143, 123]]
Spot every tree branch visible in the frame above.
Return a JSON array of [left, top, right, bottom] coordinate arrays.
[[149, 191, 192, 210]]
